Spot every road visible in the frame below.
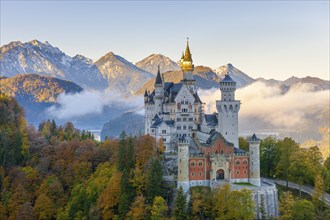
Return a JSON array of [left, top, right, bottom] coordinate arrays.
[[262, 178, 330, 205]]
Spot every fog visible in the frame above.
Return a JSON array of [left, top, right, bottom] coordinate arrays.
[[199, 81, 329, 143], [47, 90, 144, 119]]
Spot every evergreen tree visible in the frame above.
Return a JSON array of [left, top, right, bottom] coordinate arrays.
[[174, 187, 187, 220], [145, 159, 164, 204]]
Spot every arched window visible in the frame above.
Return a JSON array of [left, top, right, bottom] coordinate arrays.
[[236, 170, 240, 175], [190, 161, 195, 167], [244, 170, 247, 174], [199, 172, 202, 176], [198, 161, 203, 167], [191, 172, 195, 176], [243, 160, 248, 165], [235, 160, 240, 165]]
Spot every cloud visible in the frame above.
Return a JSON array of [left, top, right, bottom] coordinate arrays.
[[47, 90, 144, 119], [199, 81, 330, 141]]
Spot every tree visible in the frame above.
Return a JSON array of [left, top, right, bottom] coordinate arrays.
[[313, 174, 325, 218], [151, 196, 167, 220], [279, 191, 294, 220], [212, 183, 231, 219], [260, 136, 279, 177], [34, 193, 56, 220], [239, 137, 249, 151], [289, 149, 313, 196], [126, 195, 146, 219], [189, 186, 212, 219], [98, 171, 122, 219], [276, 137, 299, 188], [292, 199, 315, 220], [174, 187, 187, 220], [145, 159, 164, 204]]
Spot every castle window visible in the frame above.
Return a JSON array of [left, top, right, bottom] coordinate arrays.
[[235, 160, 240, 165], [244, 170, 247, 174], [221, 150, 223, 154], [183, 118, 186, 121], [188, 126, 193, 130], [198, 161, 203, 166], [183, 126, 186, 130], [236, 170, 240, 175], [181, 101, 184, 104], [162, 130, 166, 134], [191, 172, 195, 176], [177, 126, 181, 130], [185, 101, 188, 104], [190, 162, 195, 167], [199, 172, 202, 176], [163, 138, 166, 142], [189, 118, 193, 121], [152, 129, 155, 132], [177, 118, 181, 121], [243, 160, 248, 165], [215, 150, 218, 154]]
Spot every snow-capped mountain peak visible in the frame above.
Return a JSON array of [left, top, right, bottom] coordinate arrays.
[[136, 53, 180, 74]]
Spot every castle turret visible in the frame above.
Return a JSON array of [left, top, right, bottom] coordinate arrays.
[[144, 90, 148, 103], [249, 134, 261, 187], [154, 66, 163, 115], [177, 137, 190, 193], [180, 39, 195, 92], [216, 74, 240, 148]]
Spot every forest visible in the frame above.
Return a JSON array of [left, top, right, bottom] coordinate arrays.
[[0, 92, 329, 220]]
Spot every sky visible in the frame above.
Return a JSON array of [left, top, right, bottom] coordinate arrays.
[[1, 0, 329, 80]]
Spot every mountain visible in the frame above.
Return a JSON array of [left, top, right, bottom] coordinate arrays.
[[136, 65, 247, 94], [135, 54, 181, 74], [214, 63, 255, 88], [0, 74, 82, 103], [0, 74, 83, 126], [283, 76, 330, 90], [94, 52, 154, 93], [100, 112, 144, 141]]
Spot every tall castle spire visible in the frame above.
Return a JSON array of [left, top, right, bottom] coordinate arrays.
[[180, 38, 194, 73]]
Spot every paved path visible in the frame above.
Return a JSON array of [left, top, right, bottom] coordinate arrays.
[[262, 178, 330, 205]]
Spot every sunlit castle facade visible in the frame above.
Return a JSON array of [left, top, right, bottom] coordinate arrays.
[[144, 41, 278, 219]]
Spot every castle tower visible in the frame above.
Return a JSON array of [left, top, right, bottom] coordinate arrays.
[[180, 39, 195, 92], [177, 137, 190, 193], [154, 66, 164, 116], [216, 74, 240, 148], [249, 134, 261, 187]]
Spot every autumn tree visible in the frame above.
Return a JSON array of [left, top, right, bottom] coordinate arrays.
[[0, 93, 29, 167], [151, 196, 168, 220], [292, 199, 315, 220], [279, 191, 294, 220], [126, 195, 146, 219], [34, 193, 56, 219], [189, 186, 212, 219]]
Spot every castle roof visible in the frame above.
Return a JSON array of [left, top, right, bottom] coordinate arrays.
[[204, 114, 218, 126], [183, 40, 193, 62], [145, 81, 202, 105], [221, 74, 235, 83], [250, 133, 260, 142], [155, 66, 163, 85], [150, 119, 175, 128]]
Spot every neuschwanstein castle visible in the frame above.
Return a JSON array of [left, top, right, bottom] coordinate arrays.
[[144, 41, 278, 219]]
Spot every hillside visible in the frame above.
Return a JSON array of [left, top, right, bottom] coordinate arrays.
[[0, 74, 83, 103]]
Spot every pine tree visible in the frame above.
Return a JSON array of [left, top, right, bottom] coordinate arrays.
[[145, 159, 164, 204], [174, 187, 187, 220]]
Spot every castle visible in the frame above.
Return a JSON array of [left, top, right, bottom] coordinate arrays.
[[144, 41, 278, 218]]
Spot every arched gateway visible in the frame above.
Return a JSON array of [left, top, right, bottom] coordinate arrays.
[[216, 169, 225, 180]]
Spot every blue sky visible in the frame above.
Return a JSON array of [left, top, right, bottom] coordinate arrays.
[[1, 0, 329, 80]]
